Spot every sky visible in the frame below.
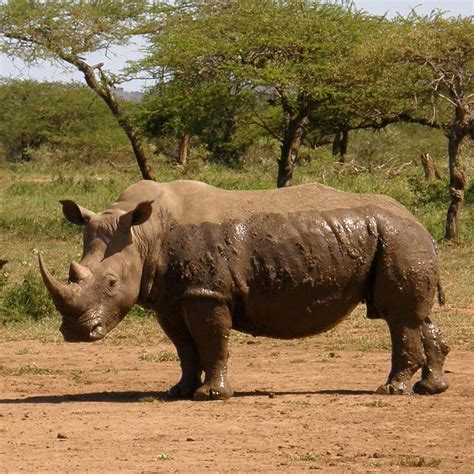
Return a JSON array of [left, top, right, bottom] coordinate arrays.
[[0, 0, 472, 92]]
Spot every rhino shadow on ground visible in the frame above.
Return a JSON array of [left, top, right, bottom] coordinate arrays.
[[0, 388, 374, 404]]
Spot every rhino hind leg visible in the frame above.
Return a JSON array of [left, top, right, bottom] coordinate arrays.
[[413, 317, 450, 395], [183, 298, 234, 401], [157, 311, 203, 399], [376, 320, 426, 395]]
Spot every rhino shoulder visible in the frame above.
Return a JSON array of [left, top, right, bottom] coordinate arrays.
[[117, 180, 163, 204]]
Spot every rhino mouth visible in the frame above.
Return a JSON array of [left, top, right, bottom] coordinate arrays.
[[89, 320, 107, 340], [60, 316, 108, 343]]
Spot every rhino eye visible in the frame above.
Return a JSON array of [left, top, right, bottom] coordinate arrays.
[[107, 276, 118, 288]]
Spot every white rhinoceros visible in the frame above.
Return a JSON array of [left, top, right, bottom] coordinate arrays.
[[39, 180, 449, 399]]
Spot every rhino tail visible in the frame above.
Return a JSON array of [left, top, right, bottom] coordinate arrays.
[[437, 279, 446, 306], [431, 236, 445, 307]]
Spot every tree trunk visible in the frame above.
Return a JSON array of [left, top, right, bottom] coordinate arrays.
[[277, 115, 309, 188], [223, 114, 238, 144], [420, 152, 442, 181], [445, 131, 466, 240], [340, 129, 349, 158], [211, 113, 238, 162], [332, 131, 342, 157], [175, 133, 189, 167], [332, 129, 349, 163], [69, 59, 155, 180]]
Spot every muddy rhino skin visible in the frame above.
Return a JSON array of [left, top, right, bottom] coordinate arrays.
[[39, 180, 449, 399]]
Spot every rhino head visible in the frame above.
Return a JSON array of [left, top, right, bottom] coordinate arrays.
[[39, 199, 153, 342]]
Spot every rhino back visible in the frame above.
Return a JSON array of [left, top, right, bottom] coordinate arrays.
[[117, 179, 414, 224], [156, 180, 415, 225]]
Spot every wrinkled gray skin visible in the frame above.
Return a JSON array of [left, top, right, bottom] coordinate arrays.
[[39, 180, 449, 400]]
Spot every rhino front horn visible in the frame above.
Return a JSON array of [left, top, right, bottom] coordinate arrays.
[[38, 254, 81, 315]]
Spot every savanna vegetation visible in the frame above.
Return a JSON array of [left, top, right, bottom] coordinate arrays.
[[0, 0, 472, 339]]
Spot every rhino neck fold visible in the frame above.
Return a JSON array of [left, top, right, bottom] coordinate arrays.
[[134, 208, 172, 308]]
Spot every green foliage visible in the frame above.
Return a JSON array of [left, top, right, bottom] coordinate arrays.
[[140, 72, 259, 163], [137, 1, 473, 193], [0, 80, 132, 162], [0, 0, 156, 180], [393, 13, 474, 129], [142, 0, 380, 147], [0, 0, 150, 59], [1, 271, 55, 322]]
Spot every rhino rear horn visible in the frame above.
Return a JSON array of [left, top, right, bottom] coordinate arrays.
[[69, 261, 92, 283]]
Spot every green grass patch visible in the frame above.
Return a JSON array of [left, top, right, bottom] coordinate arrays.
[[14, 347, 40, 355], [154, 453, 173, 461], [289, 452, 318, 462], [0, 364, 60, 376], [395, 456, 442, 468], [138, 350, 178, 362], [70, 370, 84, 383]]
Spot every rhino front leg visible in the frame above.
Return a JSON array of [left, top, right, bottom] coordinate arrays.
[[376, 319, 425, 395], [413, 317, 450, 395], [157, 311, 203, 399], [182, 298, 233, 401]]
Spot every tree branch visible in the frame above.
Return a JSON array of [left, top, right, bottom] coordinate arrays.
[[250, 109, 283, 143]]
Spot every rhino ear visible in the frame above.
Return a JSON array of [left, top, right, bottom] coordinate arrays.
[[132, 201, 153, 225], [119, 200, 154, 231], [131, 200, 154, 226], [60, 200, 95, 226]]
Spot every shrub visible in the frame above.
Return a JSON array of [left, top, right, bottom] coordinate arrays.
[[1, 271, 55, 321]]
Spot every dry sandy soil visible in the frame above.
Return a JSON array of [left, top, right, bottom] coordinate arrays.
[[1, 332, 473, 472]]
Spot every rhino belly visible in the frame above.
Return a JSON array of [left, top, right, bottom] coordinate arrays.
[[233, 280, 363, 339]]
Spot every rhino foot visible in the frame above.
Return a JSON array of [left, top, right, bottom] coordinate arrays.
[[193, 383, 233, 401], [413, 377, 449, 395], [168, 379, 202, 399], [375, 382, 412, 395]]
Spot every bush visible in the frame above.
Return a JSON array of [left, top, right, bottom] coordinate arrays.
[[1, 271, 55, 321], [0, 79, 132, 164]]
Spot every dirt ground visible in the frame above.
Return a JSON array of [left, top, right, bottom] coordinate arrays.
[[1, 334, 473, 472]]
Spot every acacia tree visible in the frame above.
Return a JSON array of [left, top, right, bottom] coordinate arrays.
[[141, 80, 192, 167], [140, 75, 255, 166], [136, 2, 256, 166], [384, 14, 474, 239], [142, 0, 374, 187], [302, 14, 432, 162], [409, 16, 473, 240], [0, 0, 155, 179]]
